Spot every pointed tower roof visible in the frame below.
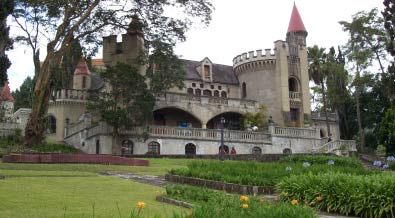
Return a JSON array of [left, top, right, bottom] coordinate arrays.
[[74, 57, 91, 75], [0, 82, 15, 103], [287, 2, 306, 33]]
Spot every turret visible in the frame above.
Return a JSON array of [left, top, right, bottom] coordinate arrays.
[[0, 82, 15, 119], [286, 2, 308, 56], [72, 57, 91, 90]]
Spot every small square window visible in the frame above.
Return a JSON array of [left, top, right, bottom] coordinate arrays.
[[192, 83, 196, 87], [211, 85, 214, 89], [200, 84, 204, 88], [218, 86, 222, 90]]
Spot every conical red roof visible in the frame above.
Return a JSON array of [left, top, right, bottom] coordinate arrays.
[[74, 57, 91, 75], [287, 3, 306, 33], [0, 82, 15, 103]]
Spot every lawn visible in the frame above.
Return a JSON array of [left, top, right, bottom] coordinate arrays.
[[0, 158, 191, 218]]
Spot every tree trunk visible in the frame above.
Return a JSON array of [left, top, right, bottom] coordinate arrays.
[[321, 82, 331, 137], [355, 70, 364, 151], [24, 50, 61, 146]]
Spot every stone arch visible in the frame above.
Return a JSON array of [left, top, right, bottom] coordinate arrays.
[[218, 145, 229, 154], [320, 128, 327, 138], [252, 146, 262, 155], [185, 143, 196, 156], [121, 139, 134, 155], [206, 111, 243, 130], [153, 106, 203, 128], [283, 148, 292, 154], [288, 77, 299, 92], [147, 141, 160, 155], [47, 114, 57, 134], [203, 89, 212, 96], [214, 90, 220, 97]]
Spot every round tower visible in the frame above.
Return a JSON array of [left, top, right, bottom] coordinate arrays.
[[0, 82, 15, 119], [72, 57, 91, 90]]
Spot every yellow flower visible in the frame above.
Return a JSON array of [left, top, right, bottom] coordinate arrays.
[[240, 195, 249, 202], [187, 209, 193, 218], [291, 199, 298, 205], [316, 196, 324, 202], [282, 192, 289, 197], [259, 197, 265, 203], [242, 204, 249, 209], [137, 201, 146, 208]]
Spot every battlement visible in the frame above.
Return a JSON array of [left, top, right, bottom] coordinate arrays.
[[50, 89, 89, 102], [233, 49, 277, 69]]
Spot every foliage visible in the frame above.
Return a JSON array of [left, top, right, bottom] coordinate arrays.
[[0, 0, 14, 85], [277, 172, 395, 218], [169, 160, 369, 187], [382, 0, 395, 102], [378, 107, 395, 154], [31, 142, 79, 153], [11, 76, 34, 110], [240, 105, 267, 131], [278, 155, 363, 168], [12, 0, 213, 146], [164, 184, 316, 218]]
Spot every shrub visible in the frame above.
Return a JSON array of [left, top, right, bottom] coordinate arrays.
[[32, 142, 79, 153], [277, 172, 395, 218], [279, 155, 363, 168], [169, 160, 369, 187], [164, 184, 317, 218]]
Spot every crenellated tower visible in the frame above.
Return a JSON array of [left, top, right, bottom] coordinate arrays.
[[102, 15, 146, 74], [72, 57, 91, 90]]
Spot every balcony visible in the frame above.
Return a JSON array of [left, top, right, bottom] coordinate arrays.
[[289, 91, 301, 106], [311, 111, 338, 121]]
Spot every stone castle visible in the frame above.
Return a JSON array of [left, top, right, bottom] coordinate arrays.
[[43, 3, 355, 156]]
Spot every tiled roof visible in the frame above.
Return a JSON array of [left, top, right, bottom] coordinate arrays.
[[74, 58, 91, 75], [0, 82, 15, 102], [287, 3, 306, 33]]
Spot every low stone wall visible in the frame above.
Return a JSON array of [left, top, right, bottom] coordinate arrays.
[[156, 196, 194, 208], [2, 154, 149, 166], [165, 174, 274, 195]]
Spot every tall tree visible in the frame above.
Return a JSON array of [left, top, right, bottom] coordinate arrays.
[[308, 45, 331, 137], [382, 0, 395, 102], [12, 0, 213, 146], [12, 76, 34, 111], [0, 0, 14, 85]]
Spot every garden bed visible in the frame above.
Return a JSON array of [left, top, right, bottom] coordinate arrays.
[[165, 174, 274, 195], [155, 195, 194, 208]]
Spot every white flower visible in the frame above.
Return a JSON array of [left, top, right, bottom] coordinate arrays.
[[302, 162, 311, 167]]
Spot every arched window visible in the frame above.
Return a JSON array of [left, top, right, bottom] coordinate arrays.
[[121, 140, 134, 155], [252, 147, 262, 155], [214, 90, 220, 97], [218, 145, 229, 154], [195, 89, 201, 96], [47, 115, 57, 134], [82, 76, 87, 89], [242, 82, 247, 98], [203, 89, 212, 96], [283, 148, 292, 154], [288, 77, 298, 92], [221, 91, 227, 98], [187, 88, 193, 94], [148, 141, 160, 155], [185, 143, 196, 156]]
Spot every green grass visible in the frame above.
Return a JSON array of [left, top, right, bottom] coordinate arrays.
[[0, 158, 191, 218], [0, 158, 191, 176]]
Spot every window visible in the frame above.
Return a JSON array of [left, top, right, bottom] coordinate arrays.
[[82, 76, 87, 89], [242, 82, 247, 98], [195, 89, 201, 96], [187, 88, 193, 94], [218, 86, 222, 90], [210, 85, 214, 89], [214, 90, 220, 97], [148, 141, 160, 155], [203, 89, 212, 96], [252, 147, 262, 155], [288, 78, 298, 92], [200, 83, 204, 88], [290, 108, 299, 121], [192, 83, 196, 87], [221, 91, 227, 98], [218, 145, 229, 154], [185, 143, 196, 156], [204, 65, 210, 80], [283, 148, 292, 154], [96, 140, 100, 154], [122, 140, 134, 155], [47, 115, 57, 134]]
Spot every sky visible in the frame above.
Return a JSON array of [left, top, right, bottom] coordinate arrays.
[[6, 0, 384, 91]]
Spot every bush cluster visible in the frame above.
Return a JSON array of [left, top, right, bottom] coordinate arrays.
[[32, 142, 79, 153], [169, 158, 369, 187], [277, 172, 395, 218], [279, 155, 363, 168], [165, 184, 317, 218]]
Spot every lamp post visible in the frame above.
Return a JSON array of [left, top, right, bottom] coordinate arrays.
[[220, 117, 226, 161]]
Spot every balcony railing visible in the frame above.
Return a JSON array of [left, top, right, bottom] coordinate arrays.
[[273, 126, 317, 138], [313, 140, 357, 153], [51, 89, 89, 101], [289, 91, 301, 100], [311, 111, 338, 121]]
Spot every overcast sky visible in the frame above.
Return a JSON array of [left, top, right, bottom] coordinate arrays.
[[7, 0, 384, 91]]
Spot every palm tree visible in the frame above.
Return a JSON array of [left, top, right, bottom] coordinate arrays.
[[308, 45, 331, 138]]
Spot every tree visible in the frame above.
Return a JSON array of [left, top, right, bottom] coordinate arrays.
[[12, 76, 34, 111], [12, 0, 213, 146], [382, 0, 395, 102], [378, 107, 395, 154], [240, 105, 267, 131], [0, 0, 14, 85], [308, 45, 331, 137], [88, 62, 155, 154]]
